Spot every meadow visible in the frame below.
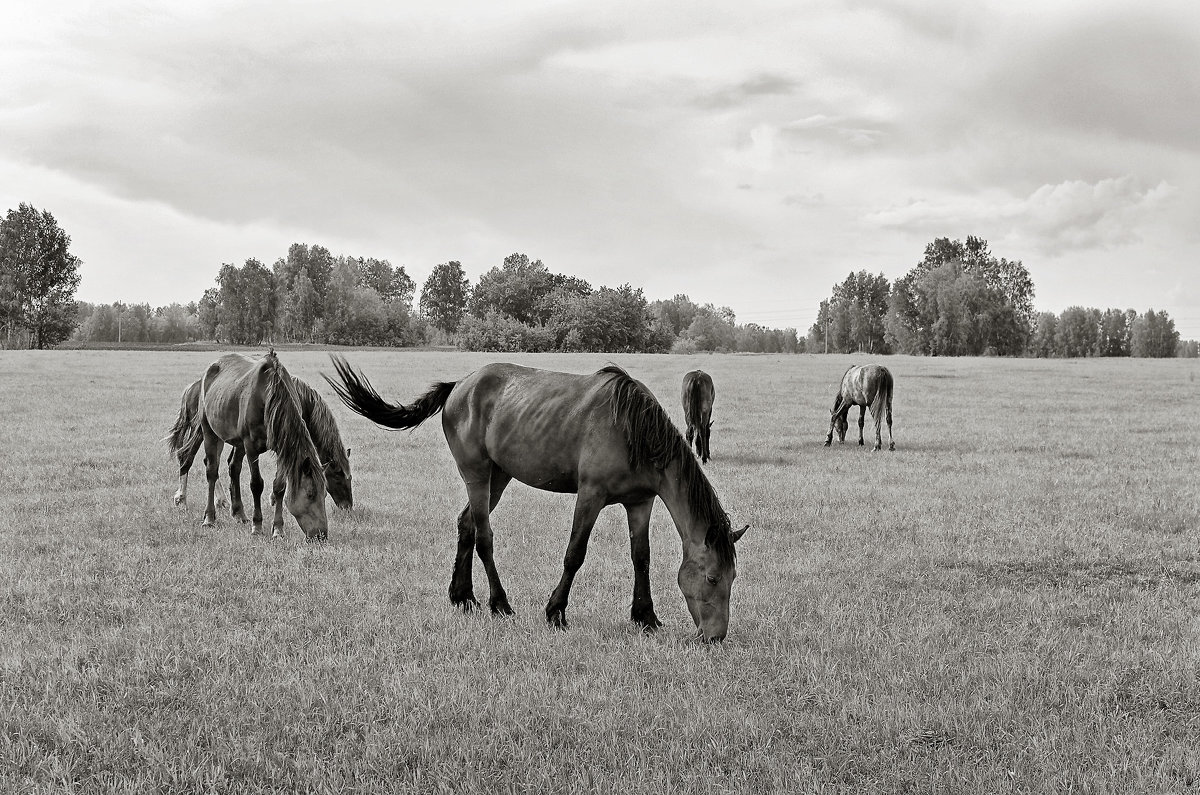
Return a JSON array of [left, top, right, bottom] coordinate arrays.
[[1, 348, 1198, 794]]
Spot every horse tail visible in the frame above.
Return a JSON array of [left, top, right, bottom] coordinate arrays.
[[323, 354, 455, 430], [686, 376, 704, 431], [164, 379, 202, 458], [872, 367, 894, 422]]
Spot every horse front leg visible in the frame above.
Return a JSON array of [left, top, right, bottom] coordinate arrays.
[[227, 447, 248, 522], [626, 499, 661, 631], [247, 454, 265, 535], [546, 486, 606, 630], [270, 470, 287, 539]]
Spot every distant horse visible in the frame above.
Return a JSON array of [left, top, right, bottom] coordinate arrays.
[[166, 351, 329, 539], [681, 370, 715, 463], [324, 356, 749, 642], [824, 364, 895, 451], [167, 376, 353, 512]]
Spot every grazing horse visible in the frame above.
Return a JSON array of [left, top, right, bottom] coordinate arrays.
[[167, 376, 353, 512], [681, 369, 715, 464], [324, 356, 749, 642], [167, 351, 329, 539], [824, 364, 895, 451]]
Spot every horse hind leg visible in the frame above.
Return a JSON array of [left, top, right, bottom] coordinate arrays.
[[450, 469, 513, 615], [545, 485, 606, 630], [858, 405, 867, 446], [886, 393, 895, 451], [173, 429, 203, 506], [227, 447, 248, 522], [449, 504, 480, 611], [201, 430, 223, 527]]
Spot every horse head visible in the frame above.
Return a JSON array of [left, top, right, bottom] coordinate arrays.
[[286, 460, 330, 541], [833, 411, 849, 442], [323, 450, 353, 510], [677, 524, 749, 643]]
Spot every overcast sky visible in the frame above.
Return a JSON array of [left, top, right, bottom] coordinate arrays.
[[3, 0, 1199, 338]]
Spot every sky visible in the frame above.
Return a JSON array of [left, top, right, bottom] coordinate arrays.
[[3, 0, 1199, 338]]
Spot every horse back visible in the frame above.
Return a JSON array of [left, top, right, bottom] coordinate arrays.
[[841, 364, 892, 408], [199, 354, 268, 448], [443, 363, 638, 494]]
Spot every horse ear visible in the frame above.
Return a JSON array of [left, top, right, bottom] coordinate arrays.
[[732, 524, 749, 543]]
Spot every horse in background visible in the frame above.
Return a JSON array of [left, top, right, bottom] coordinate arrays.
[[681, 369, 715, 463], [825, 364, 895, 451], [167, 375, 353, 512], [324, 356, 748, 642], [166, 351, 330, 540]]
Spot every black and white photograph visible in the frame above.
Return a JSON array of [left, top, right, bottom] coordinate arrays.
[[2, 1, 1198, 792]]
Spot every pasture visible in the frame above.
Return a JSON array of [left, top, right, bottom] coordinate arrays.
[[1, 349, 1198, 793]]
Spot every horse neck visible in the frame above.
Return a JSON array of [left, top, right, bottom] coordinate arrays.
[[654, 456, 713, 551], [298, 386, 345, 467], [263, 364, 323, 488]]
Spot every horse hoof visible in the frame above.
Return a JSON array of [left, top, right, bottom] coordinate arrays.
[[451, 595, 480, 613], [490, 597, 515, 616], [633, 613, 663, 632], [889, 444, 895, 451], [172, 494, 186, 506], [546, 608, 569, 630]]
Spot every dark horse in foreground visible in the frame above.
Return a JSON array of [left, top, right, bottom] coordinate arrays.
[[825, 363, 895, 451], [681, 369, 715, 464], [324, 356, 748, 642], [165, 351, 330, 539]]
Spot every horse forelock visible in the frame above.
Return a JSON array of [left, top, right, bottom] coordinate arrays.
[[263, 358, 326, 491], [601, 367, 735, 565], [292, 377, 349, 471]]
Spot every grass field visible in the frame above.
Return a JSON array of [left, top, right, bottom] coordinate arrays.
[[2, 349, 1199, 793]]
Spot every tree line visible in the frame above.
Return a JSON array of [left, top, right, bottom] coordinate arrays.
[[807, 236, 1188, 358], [2, 203, 1193, 356], [71, 247, 802, 354]]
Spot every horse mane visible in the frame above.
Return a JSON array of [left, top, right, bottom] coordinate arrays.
[[262, 353, 327, 491], [291, 376, 349, 471], [598, 365, 734, 564]]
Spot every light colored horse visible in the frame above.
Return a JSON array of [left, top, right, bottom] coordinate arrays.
[[825, 364, 895, 451]]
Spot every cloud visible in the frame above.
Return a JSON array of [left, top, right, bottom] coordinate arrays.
[[781, 115, 893, 149], [980, 11, 1200, 153], [866, 177, 1176, 254], [693, 73, 800, 109]]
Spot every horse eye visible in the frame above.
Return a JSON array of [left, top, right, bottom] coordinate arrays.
[[706, 574, 719, 585]]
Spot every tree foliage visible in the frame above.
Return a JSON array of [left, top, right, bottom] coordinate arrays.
[[0, 203, 83, 348], [420, 261, 471, 334]]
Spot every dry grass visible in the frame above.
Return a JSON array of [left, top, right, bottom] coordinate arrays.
[[1, 349, 1198, 793]]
